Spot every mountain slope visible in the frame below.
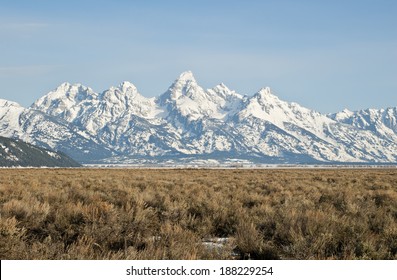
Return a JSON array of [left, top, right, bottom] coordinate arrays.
[[329, 107, 397, 142], [0, 136, 81, 167], [235, 88, 397, 163]]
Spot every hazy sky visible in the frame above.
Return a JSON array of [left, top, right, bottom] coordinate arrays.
[[1, 0, 396, 113]]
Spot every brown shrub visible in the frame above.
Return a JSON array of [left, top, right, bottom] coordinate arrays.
[[0, 168, 396, 259]]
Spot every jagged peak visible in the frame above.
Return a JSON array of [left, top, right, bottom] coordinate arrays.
[[210, 83, 244, 100], [52, 82, 72, 92], [176, 70, 196, 82], [0, 99, 22, 108], [213, 82, 230, 91], [159, 71, 202, 102], [47, 82, 97, 101], [117, 81, 138, 92], [31, 82, 97, 110], [170, 71, 198, 89], [101, 81, 146, 103], [55, 82, 87, 91], [59, 82, 72, 88], [341, 108, 354, 115], [328, 108, 354, 120], [257, 87, 272, 96], [252, 87, 278, 102]]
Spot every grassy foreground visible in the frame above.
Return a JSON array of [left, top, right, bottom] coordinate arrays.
[[0, 168, 396, 260]]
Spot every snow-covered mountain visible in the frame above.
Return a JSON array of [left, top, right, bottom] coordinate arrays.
[[329, 107, 397, 143], [158, 71, 244, 122], [0, 99, 113, 162], [1, 71, 396, 164]]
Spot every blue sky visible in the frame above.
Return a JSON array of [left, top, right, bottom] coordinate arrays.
[[0, 0, 396, 113]]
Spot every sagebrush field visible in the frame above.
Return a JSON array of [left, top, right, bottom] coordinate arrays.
[[0, 168, 396, 260]]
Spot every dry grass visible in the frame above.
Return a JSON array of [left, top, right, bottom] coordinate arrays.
[[0, 168, 396, 260]]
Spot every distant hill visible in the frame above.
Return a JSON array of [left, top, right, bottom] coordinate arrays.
[[0, 136, 81, 167]]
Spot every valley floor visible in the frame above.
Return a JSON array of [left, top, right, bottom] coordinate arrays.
[[0, 168, 396, 259]]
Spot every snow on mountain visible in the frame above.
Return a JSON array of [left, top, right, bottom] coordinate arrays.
[[155, 71, 249, 155], [158, 71, 244, 122], [329, 107, 397, 143], [0, 135, 81, 167], [0, 98, 112, 162], [32, 83, 98, 123], [0, 99, 25, 138], [30, 72, 247, 157], [2, 71, 397, 164], [31, 81, 178, 155], [207, 83, 245, 118], [32, 81, 161, 132], [235, 88, 397, 162], [330, 107, 397, 135], [238, 87, 335, 141]]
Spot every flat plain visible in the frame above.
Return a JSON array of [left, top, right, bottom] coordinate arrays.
[[0, 168, 396, 260]]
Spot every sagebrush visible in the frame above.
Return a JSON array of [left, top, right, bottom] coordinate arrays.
[[0, 168, 396, 259]]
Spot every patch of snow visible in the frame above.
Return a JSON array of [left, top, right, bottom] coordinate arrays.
[[46, 151, 61, 159]]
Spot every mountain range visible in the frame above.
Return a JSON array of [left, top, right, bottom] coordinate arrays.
[[1, 71, 396, 165]]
